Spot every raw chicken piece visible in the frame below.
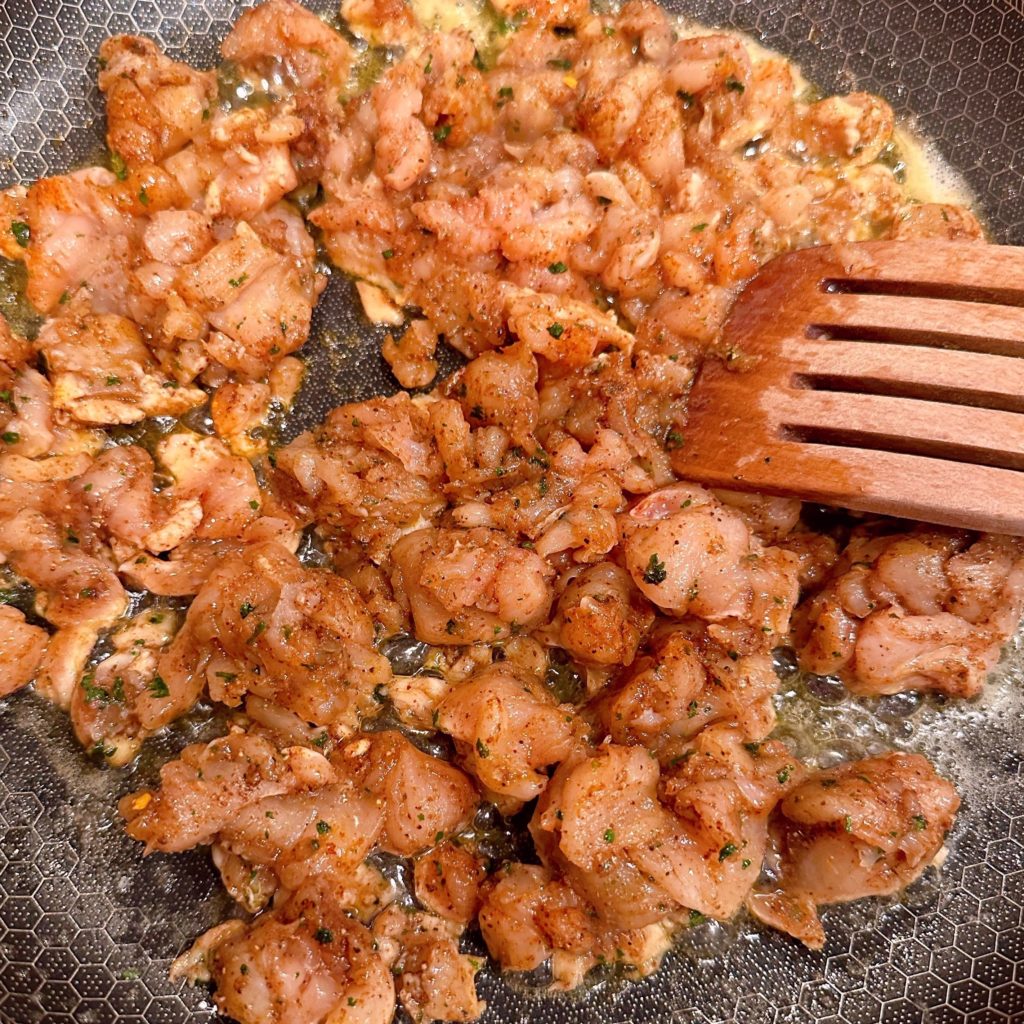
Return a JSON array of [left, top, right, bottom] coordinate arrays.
[[345, 731, 478, 855], [175, 884, 394, 1024], [0, 605, 48, 697], [794, 528, 1024, 697], [99, 35, 216, 166], [749, 752, 959, 949], [437, 663, 581, 801], [120, 729, 335, 853], [391, 526, 554, 644]]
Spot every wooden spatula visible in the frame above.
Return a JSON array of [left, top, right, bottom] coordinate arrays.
[[674, 240, 1024, 534]]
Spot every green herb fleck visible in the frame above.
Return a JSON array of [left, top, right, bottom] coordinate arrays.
[[148, 675, 170, 698], [81, 673, 111, 706], [643, 553, 667, 585]]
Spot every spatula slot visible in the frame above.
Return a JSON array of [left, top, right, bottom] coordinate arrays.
[[803, 322, 1022, 356], [779, 423, 1024, 473], [790, 372, 1024, 414], [821, 277, 1024, 308]]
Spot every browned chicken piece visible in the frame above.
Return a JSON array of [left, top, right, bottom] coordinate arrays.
[[0, 490, 128, 632], [413, 841, 487, 925], [156, 431, 261, 540], [531, 726, 802, 928], [36, 312, 205, 424], [0, 358, 57, 459], [341, 0, 420, 47], [216, 777, 385, 893], [178, 217, 320, 378], [0, 186, 29, 262], [749, 752, 960, 949], [24, 168, 138, 315], [597, 619, 780, 746], [622, 483, 799, 637], [120, 728, 335, 853], [478, 861, 672, 990], [69, 608, 178, 765], [890, 202, 984, 241], [99, 35, 217, 166], [552, 561, 654, 668], [122, 514, 300, 597], [382, 318, 440, 390], [78, 446, 201, 555], [797, 93, 895, 166]]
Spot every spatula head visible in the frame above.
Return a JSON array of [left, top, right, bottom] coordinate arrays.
[[673, 240, 1024, 535]]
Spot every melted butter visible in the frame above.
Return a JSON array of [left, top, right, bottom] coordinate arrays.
[[892, 125, 974, 206], [411, 0, 490, 41]]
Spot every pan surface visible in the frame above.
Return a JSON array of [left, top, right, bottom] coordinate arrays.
[[0, 1, 1022, 1022]]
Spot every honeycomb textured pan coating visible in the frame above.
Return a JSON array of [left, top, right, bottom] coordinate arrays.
[[0, 1, 1022, 1022]]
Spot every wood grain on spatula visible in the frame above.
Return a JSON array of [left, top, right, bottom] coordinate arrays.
[[674, 241, 1024, 534]]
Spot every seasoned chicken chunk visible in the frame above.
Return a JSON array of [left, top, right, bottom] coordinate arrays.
[[749, 752, 959, 949], [794, 528, 1024, 697], [391, 526, 554, 644], [0, 605, 48, 697], [99, 35, 217, 166], [176, 887, 395, 1024]]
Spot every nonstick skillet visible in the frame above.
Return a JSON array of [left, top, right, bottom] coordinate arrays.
[[0, 1, 1022, 1022]]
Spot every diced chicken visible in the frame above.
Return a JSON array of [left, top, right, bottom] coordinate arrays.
[[749, 752, 959, 949], [99, 35, 217, 166], [0, 605, 48, 697]]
